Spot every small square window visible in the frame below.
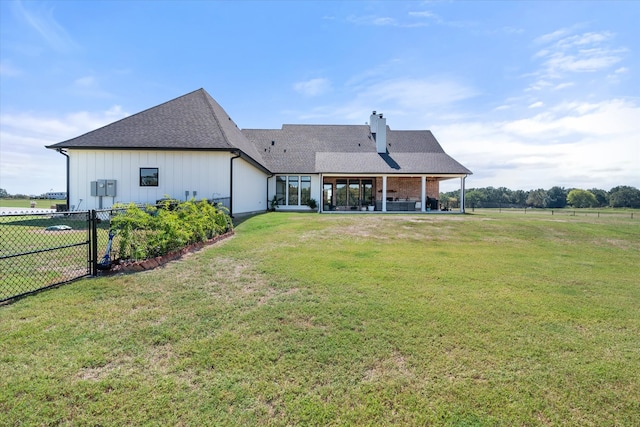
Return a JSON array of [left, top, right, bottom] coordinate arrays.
[[140, 168, 158, 187]]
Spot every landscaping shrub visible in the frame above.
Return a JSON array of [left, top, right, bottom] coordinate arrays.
[[110, 200, 232, 261]]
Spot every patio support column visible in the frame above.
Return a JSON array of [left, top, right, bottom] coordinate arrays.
[[382, 175, 387, 212], [421, 176, 426, 212], [319, 174, 323, 213], [460, 176, 466, 213]]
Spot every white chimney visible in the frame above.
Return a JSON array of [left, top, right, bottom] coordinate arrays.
[[369, 111, 387, 154], [369, 111, 378, 133]]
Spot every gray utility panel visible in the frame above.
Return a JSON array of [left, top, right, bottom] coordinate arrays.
[[91, 180, 117, 197]]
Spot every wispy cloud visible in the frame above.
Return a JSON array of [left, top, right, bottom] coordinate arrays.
[[408, 11, 436, 19], [364, 78, 478, 109], [293, 78, 332, 97], [290, 76, 478, 126], [533, 29, 625, 79], [347, 14, 399, 26], [407, 9, 475, 29], [347, 11, 434, 28], [12, 0, 80, 53], [69, 75, 116, 99]]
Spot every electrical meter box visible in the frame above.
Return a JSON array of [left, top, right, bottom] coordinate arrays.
[[105, 179, 116, 197], [91, 180, 117, 197]]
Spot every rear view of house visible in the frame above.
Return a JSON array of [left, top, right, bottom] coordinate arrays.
[[47, 89, 471, 214]]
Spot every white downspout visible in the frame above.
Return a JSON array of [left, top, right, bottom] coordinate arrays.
[[460, 176, 466, 213]]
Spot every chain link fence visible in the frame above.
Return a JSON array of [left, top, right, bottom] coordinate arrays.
[[1, 211, 92, 302], [1, 202, 231, 303]]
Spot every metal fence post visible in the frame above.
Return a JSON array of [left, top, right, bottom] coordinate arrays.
[[91, 210, 98, 276]]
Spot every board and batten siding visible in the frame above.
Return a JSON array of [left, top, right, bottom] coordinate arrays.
[[231, 157, 269, 214], [68, 150, 232, 210]]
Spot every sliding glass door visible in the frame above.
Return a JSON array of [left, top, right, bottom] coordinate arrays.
[[332, 178, 375, 210]]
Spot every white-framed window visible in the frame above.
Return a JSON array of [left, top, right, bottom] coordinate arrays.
[[275, 175, 311, 206]]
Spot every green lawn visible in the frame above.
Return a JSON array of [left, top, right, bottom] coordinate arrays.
[[0, 198, 61, 209], [1, 212, 639, 426]]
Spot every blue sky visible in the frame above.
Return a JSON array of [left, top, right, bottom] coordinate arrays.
[[1, 0, 638, 195]]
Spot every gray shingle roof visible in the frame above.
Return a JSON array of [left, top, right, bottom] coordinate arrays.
[[315, 152, 472, 174], [242, 125, 471, 175], [47, 88, 471, 176], [46, 88, 267, 170]]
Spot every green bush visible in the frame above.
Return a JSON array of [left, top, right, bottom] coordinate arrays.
[[110, 200, 232, 261]]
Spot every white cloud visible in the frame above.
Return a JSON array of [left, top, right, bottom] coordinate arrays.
[[533, 30, 626, 78], [290, 76, 478, 126], [293, 78, 331, 96], [69, 75, 116, 99], [408, 11, 436, 18], [366, 78, 478, 109], [493, 105, 512, 111], [407, 10, 473, 29], [347, 14, 396, 26], [553, 82, 574, 90], [435, 98, 640, 191], [534, 28, 573, 45], [74, 76, 95, 87], [12, 0, 80, 53], [528, 101, 544, 109], [0, 107, 128, 194], [348, 13, 429, 28], [555, 31, 613, 49], [372, 17, 396, 26], [526, 79, 553, 92]]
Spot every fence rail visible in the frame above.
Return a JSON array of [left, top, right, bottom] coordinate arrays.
[[469, 207, 637, 219], [1, 211, 92, 302]]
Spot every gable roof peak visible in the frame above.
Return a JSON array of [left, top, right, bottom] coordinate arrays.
[[46, 88, 266, 170]]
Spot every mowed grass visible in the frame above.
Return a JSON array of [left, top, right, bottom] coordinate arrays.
[[0, 199, 46, 208], [1, 212, 639, 426]]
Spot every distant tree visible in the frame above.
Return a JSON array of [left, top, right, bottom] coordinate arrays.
[[609, 186, 640, 208], [439, 193, 451, 209], [589, 188, 609, 207], [567, 189, 597, 208], [512, 190, 528, 206], [441, 191, 459, 208], [465, 190, 486, 209], [494, 187, 513, 205], [526, 189, 548, 208], [0, 188, 8, 198], [481, 187, 495, 204], [445, 185, 639, 209], [547, 186, 567, 208]]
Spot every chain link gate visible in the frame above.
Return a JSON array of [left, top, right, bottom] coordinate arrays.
[[0, 210, 95, 303]]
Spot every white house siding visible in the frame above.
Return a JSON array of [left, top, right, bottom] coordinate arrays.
[[68, 150, 231, 210], [231, 157, 269, 214]]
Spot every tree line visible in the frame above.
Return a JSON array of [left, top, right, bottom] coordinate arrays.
[[0, 188, 52, 199], [440, 185, 640, 209], [4, 186, 640, 210]]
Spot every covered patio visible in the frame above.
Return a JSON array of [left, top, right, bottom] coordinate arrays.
[[320, 174, 467, 213]]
